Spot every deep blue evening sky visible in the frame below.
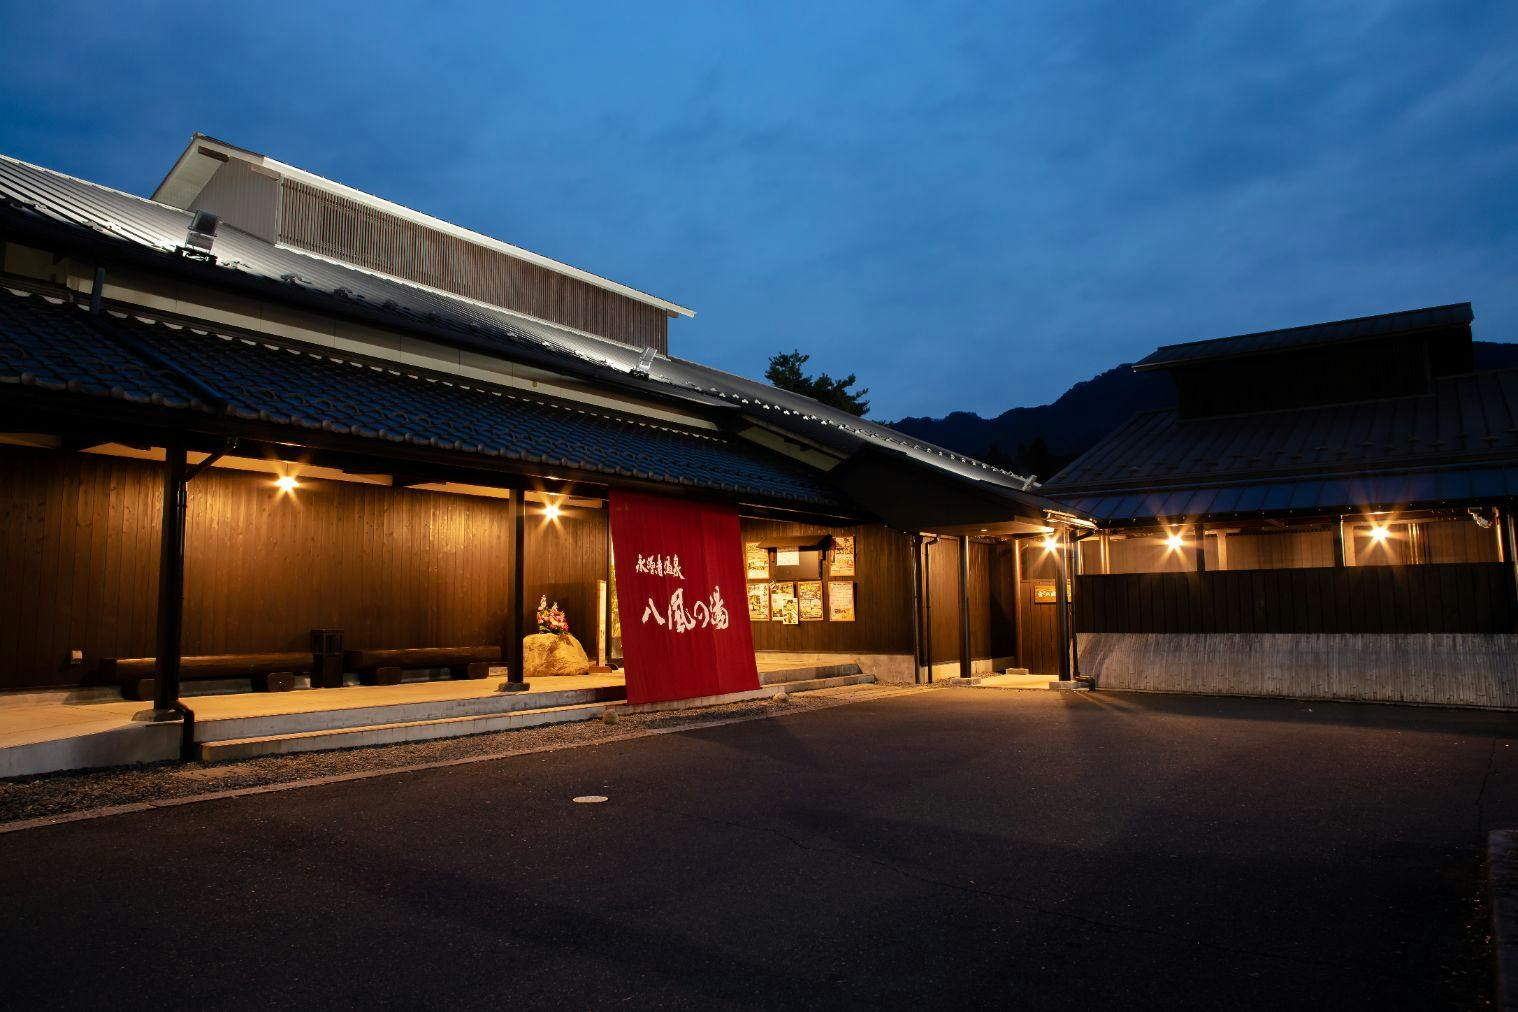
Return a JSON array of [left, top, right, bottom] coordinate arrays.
[[1, 2, 1514, 419]]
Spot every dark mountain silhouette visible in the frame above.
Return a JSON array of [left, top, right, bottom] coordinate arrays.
[[889, 341, 1518, 483]]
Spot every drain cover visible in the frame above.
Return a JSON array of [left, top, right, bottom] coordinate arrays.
[[573, 795, 609, 804]]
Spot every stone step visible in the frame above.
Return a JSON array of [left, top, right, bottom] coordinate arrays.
[[194, 685, 625, 743], [199, 701, 610, 762], [1002, 667, 1030, 676], [759, 663, 864, 686]]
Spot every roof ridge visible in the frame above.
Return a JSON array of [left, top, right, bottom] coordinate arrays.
[[1150, 302, 1473, 354]]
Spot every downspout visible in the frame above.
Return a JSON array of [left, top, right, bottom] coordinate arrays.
[[922, 535, 936, 683], [907, 532, 924, 684]]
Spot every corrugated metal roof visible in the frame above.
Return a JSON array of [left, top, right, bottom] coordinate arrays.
[[1133, 302, 1474, 372], [0, 152, 1059, 518], [0, 285, 843, 507]]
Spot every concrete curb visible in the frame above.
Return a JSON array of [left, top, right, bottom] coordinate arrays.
[[1490, 830, 1518, 1010]]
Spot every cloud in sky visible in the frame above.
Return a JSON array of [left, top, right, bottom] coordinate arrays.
[[0, 1, 1514, 419]]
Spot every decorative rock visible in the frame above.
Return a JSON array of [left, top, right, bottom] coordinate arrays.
[[773, 690, 790, 704], [523, 633, 591, 678], [601, 709, 618, 725]]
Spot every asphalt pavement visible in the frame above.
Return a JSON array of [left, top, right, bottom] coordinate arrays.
[[2, 688, 1515, 1009]]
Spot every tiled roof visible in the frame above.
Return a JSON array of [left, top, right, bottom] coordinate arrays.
[[0, 286, 843, 506], [0, 152, 1056, 512], [1056, 465, 1518, 524], [1043, 367, 1518, 521], [1133, 303, 1473, 372]]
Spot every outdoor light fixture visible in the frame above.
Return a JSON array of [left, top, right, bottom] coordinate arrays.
[[1165, 532, 1185, 550], [274, 475, 299, 493], [1042, 535, 1058, 551], [544, 503, 562, 521], [1368, 524, 1390, 543], [183, 210, 220, 254]]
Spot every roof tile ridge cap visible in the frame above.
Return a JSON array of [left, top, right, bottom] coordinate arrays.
[[0, 152, 187, 214], [1147, 302, 1477, 354]]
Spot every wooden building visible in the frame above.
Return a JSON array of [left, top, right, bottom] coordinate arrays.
[[1042, 304, 1518, 708], [0, 138, 1071, 736]]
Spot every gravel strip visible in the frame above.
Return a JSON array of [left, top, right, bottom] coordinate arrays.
[[0, 684, 930, 825]]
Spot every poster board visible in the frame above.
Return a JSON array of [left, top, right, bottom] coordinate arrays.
[[827, 580, 856, 622], [746, 582, 770, 621], [770, 582, 798, 624], [830, 535, 855, 577], [745, 542, 770, 580], [797, 580, 824, 621], [775, 547, 801, 568]]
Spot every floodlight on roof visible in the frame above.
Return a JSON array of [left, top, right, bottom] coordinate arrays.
[[185, 210, 219, 251]]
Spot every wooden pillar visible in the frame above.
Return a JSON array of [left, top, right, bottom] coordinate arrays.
[[152, 446, 188, 717], [502, 484, 530, 691], [1194, 523, 1207, 572], [1099, 533, 1111, 575], [1332, 517, 1347, 567], [1011, 537, 1025, 670], [1052, 527, 1072, 681], [958, 535, 972, 679], [1506, 512, 1518, 631]]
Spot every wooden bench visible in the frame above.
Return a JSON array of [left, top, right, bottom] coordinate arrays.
[[342, 646, 502, 686], [101, 652, 317, 701]]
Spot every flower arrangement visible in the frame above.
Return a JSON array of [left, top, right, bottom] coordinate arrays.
[[536, 595, 570, 637]]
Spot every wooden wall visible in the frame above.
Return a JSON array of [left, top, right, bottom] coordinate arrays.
[[280, 180, 670, 352], [1074, 564, 1517, 635], [0, 447, 608, 689], [741, 519, 914, 655]]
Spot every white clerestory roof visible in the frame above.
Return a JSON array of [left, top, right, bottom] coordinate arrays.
[[151, 133, 696, 320]]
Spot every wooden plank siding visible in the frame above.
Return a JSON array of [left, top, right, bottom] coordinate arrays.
[[741, 519, 914, 655], [0, 447, 610, 689], [279, 180, 670, 352], [1074, 565, 1517, 635]]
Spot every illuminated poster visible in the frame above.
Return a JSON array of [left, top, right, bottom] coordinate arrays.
[[828, 581, 856, 622], [798, 580, 824, 621], [830, 535, 856, 577], [745, 542, 770, 580], [746, 582, 770, 621], [770, 582, 798, 624], [775, 548, 801, 568]]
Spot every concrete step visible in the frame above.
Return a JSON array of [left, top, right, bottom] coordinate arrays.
[[1002, 667, 1030, 676], [759, 663, 864, 686], [194, 685, 625, 743], [199, 701, 610, 762], [769, 672, 875, 693]]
